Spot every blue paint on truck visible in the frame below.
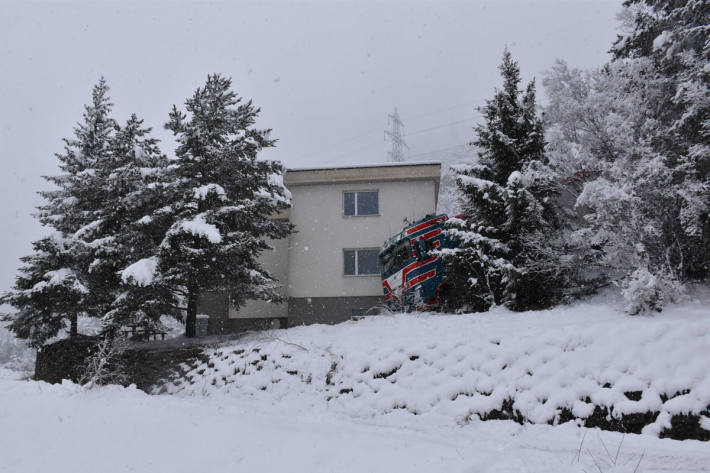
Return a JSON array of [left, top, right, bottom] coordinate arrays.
[[379, 214, 457, 311]]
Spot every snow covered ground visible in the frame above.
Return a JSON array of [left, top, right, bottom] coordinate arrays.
[[0, 366, 710, 473], [165, 300, 710, 438], [1, 367, 709, 473], [1, 299, 709, 472]]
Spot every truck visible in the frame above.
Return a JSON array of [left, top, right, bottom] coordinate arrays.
[[378, 214, 457, 311]]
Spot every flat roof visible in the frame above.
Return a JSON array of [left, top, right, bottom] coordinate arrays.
[[284, 161, 441, 187], [287, 161, 441, 172]]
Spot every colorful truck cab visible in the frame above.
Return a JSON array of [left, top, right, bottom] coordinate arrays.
[[379, 214, 455, 311]]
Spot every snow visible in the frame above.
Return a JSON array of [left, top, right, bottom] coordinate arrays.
[[255, 186, 290, 206], [193, 183, 227, 201], [45, 268, 75, 286], [288, 161, 441, 172], [1, 300, 710, 472], [120, 256, 158, 286], [73, 219, 103, 238], [165, 300, 710, 436], [268, 172, 292, 201], [0, 322, 35, 373], [31, 268, 89, 294], [457, 174, 496, 191], [652, 30, 672, 52], [177, 214, 222, 243], [507, 170, 523, 186]]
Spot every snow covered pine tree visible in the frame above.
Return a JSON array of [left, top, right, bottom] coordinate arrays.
[[1, 79, 116, 346], [444, 49, 566, 312], [612, 0, 710, 282], [541, 0, 708, 313], [160, 74, 292, 337], [81, 113, 176, 334]]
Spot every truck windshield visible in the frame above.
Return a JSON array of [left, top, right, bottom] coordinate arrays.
[[380, 239, 412, 277]]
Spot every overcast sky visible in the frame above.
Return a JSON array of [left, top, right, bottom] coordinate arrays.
[[0, 0, 622, 292]]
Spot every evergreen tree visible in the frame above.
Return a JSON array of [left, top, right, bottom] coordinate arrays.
[[79, 114, 176, 333], [540, 1, 709, 313], [160, 74, 292, 337], [38, 78, 116, 237], [445, 50, 565, 312], [0, 236, 88, 347], [611, 0, 710, 279], [1, 79, 116, 344]]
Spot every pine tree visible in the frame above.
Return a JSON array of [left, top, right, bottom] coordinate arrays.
[[0, 236, 89, 347], [160, 74, 292, 337], [445, 50, 565, 312], [38, 78, 116, 237], [79, 114, 176, 333], [1, 79, 116, 344]]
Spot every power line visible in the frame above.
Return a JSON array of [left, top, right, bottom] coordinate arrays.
[[292, 107, 480, 163], [402, 102, 478, 122], [404, 117, 477, 137], [327, 140, 383, 161], [309, 101, 478, 152], [409, 143, 473, 159]]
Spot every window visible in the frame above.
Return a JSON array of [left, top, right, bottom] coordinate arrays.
[[343, 248, 381, 276], [344, 191, 378, 216], [380, 239, 413, 277]]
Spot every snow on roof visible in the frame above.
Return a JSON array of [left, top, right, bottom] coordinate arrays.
[[287, 161, 441, 172]]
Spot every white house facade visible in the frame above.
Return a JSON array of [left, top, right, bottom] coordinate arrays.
[[198, 162, 441, 334]]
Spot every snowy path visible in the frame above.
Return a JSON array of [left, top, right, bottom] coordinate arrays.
[[1, 370, 708, 473]]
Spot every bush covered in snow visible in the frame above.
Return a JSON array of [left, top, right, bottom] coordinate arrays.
[[621, 267, 686, 315], [0, 321, 35, 373]]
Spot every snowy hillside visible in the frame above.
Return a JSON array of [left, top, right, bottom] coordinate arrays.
[[2, 368, 709, 473], [161, 300, 710, 440], [2, 300, 710, 473]]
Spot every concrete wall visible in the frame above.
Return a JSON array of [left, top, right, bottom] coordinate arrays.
[[288, 296, 384, 326], [287, 180, 437, 298], [198, 291, 288, 335]]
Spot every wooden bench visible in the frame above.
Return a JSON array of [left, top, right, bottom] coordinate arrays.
[[120, 324, 167, 341]]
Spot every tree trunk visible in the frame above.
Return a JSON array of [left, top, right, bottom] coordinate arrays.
[[185, 288, 197, 338], [70, 313, 78, 339]]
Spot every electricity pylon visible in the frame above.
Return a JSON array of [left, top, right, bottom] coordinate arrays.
[[385, 108, 408, 162]]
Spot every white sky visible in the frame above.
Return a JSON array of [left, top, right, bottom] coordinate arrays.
[[0, 0, 621, 291]]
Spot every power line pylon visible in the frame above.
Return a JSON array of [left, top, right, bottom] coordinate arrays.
[[385, 107, 408, 162]]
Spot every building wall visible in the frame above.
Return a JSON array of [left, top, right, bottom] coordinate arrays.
[[286, 180, 437, 298], [196, 164, 441, 333], [288, 296, 384, 326], [227, 234, 289, 320]]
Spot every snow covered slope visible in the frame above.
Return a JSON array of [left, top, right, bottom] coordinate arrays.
[[2, 368, 709, 473], [162, 301, 710, 439], [2, 300, 710, 473]]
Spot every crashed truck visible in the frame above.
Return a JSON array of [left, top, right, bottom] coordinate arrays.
[[378, 213, 459, 311]]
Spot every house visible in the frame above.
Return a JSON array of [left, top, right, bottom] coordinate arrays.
[[198, 161, 441, 334]]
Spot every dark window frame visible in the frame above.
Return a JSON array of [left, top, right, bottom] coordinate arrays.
[[343, 190, 379, 217], [343, 248, 381, 276]]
